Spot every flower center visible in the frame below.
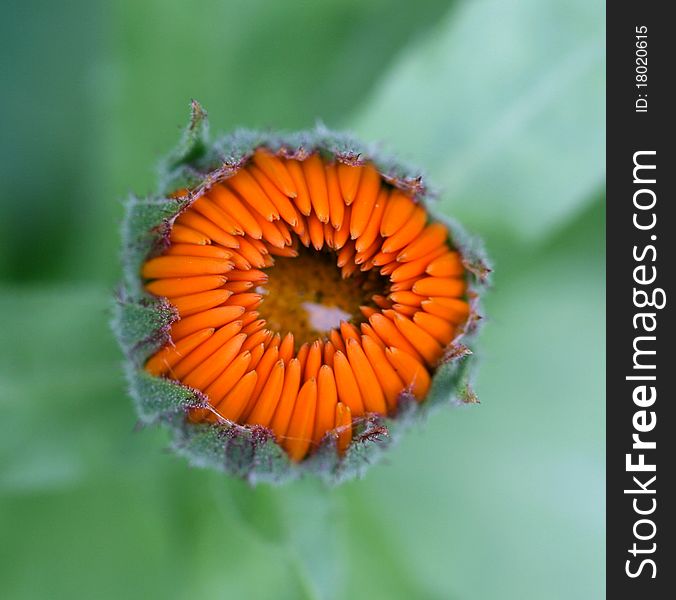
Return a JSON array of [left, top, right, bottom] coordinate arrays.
[[256, 247, 386, 345]]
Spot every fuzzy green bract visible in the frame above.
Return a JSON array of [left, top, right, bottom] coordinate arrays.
[[112, 101, 490, 484]]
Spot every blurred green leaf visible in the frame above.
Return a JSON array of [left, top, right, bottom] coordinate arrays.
[[0, 0, 103, 283], [351, 0, 604, 242]]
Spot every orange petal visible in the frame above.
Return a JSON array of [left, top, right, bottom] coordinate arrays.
[[389, 245, 447, 282], [308, 212, 325, 251], [378, 260, 399, 276], [236, 237, 267, 268], [225, 251, 250, 271], [361, 335, 405, 412], [171, 321, 244, 379], [371, 294, 393, 310], [279, 332, 295, 364], [268, 245, 298, 258], [333, 351, 365, 416], [380, 206, 426, 254], [334, 402, 353, 456], [145, 328, 214, 376], [251, 210, 287, 248], [241, 318, 266, 335], [333, 205, 352, 249], [206, 350, 252, 405], [368, 313, 424, 364], [208, 184, 263, 239], [216, 370, 258, 421], [388, 291, 425, 306], [380, 190, 416, 237], [166, 244, 232, 259], [268, 332, 281, 349], [246, 359, 285, 427], [354, 238, 381, 265], [350, 164, 380, 240], [289, 206, 307, 236], [391, 312, 443, 367], [249, 237, 270, 256], [146, 275, 227, 298], [325, 163, 345, 229], [283, 378, 317, 461], [339, 321, 360, 342], [360, 322, 386, 349], [412, 277, 466, 298], [355, 187, 388, 253], [336, 242, 355, 268], [170, 306, 244, 341], [392, 303, 417, 317], [323, 222, 335, 249], [337, 163, 362, 205], [296, 342, 310, 373], [341, 262, 358, 279], [304, 339, 323, 381], [426, 252, 465, 277], [240, 310, 260, 328], [413, 311, 456, 346], [223, 280, 254, 294], [170, 224, 210, 245], [274, 217, 293, 246], [371, 250, 398, 266], [385, 347, 430, 401], [249, 164, 299, 226], [248, 343, 266, 370], [389, 277, 418, 292], [396, 223, 447, 262], [286, 160, 312, 216], [323, 341, 336, 367], [329, 329, 346, 355], [171, 289, 232, 317], [142, 256, 233, 279], [302, 154, 330, 223], [241, 329, 270, 352], [226, 169, 279, 221], [176, 211, 240, 248], [225, 268, 267, 282], [420, 297, 470, 323], [247, 345, 280, 411], [191, 196, 243, 235], [270, 358, 302, 440], [298, 226, 311, 248], [182, 332, 247, 390], [223, 292, 262, 309], [346, 338, 387, 414], [252, 149, 297, 197], [313, 365, 338, 446]]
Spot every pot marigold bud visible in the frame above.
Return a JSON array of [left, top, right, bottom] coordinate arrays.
[[113, 101, 490, 484]]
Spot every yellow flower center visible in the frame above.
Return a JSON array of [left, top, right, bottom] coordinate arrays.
[[256, 248, 385, 346]]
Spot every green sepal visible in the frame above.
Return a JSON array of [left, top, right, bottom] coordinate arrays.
[[127, 366, 202, 421], [112, 295, 176, 362]]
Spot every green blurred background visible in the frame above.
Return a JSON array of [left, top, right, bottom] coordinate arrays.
[[0, 0, 605, 598]]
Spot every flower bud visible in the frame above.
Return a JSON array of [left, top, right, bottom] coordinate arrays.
[[113, 101, 490, 484]]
